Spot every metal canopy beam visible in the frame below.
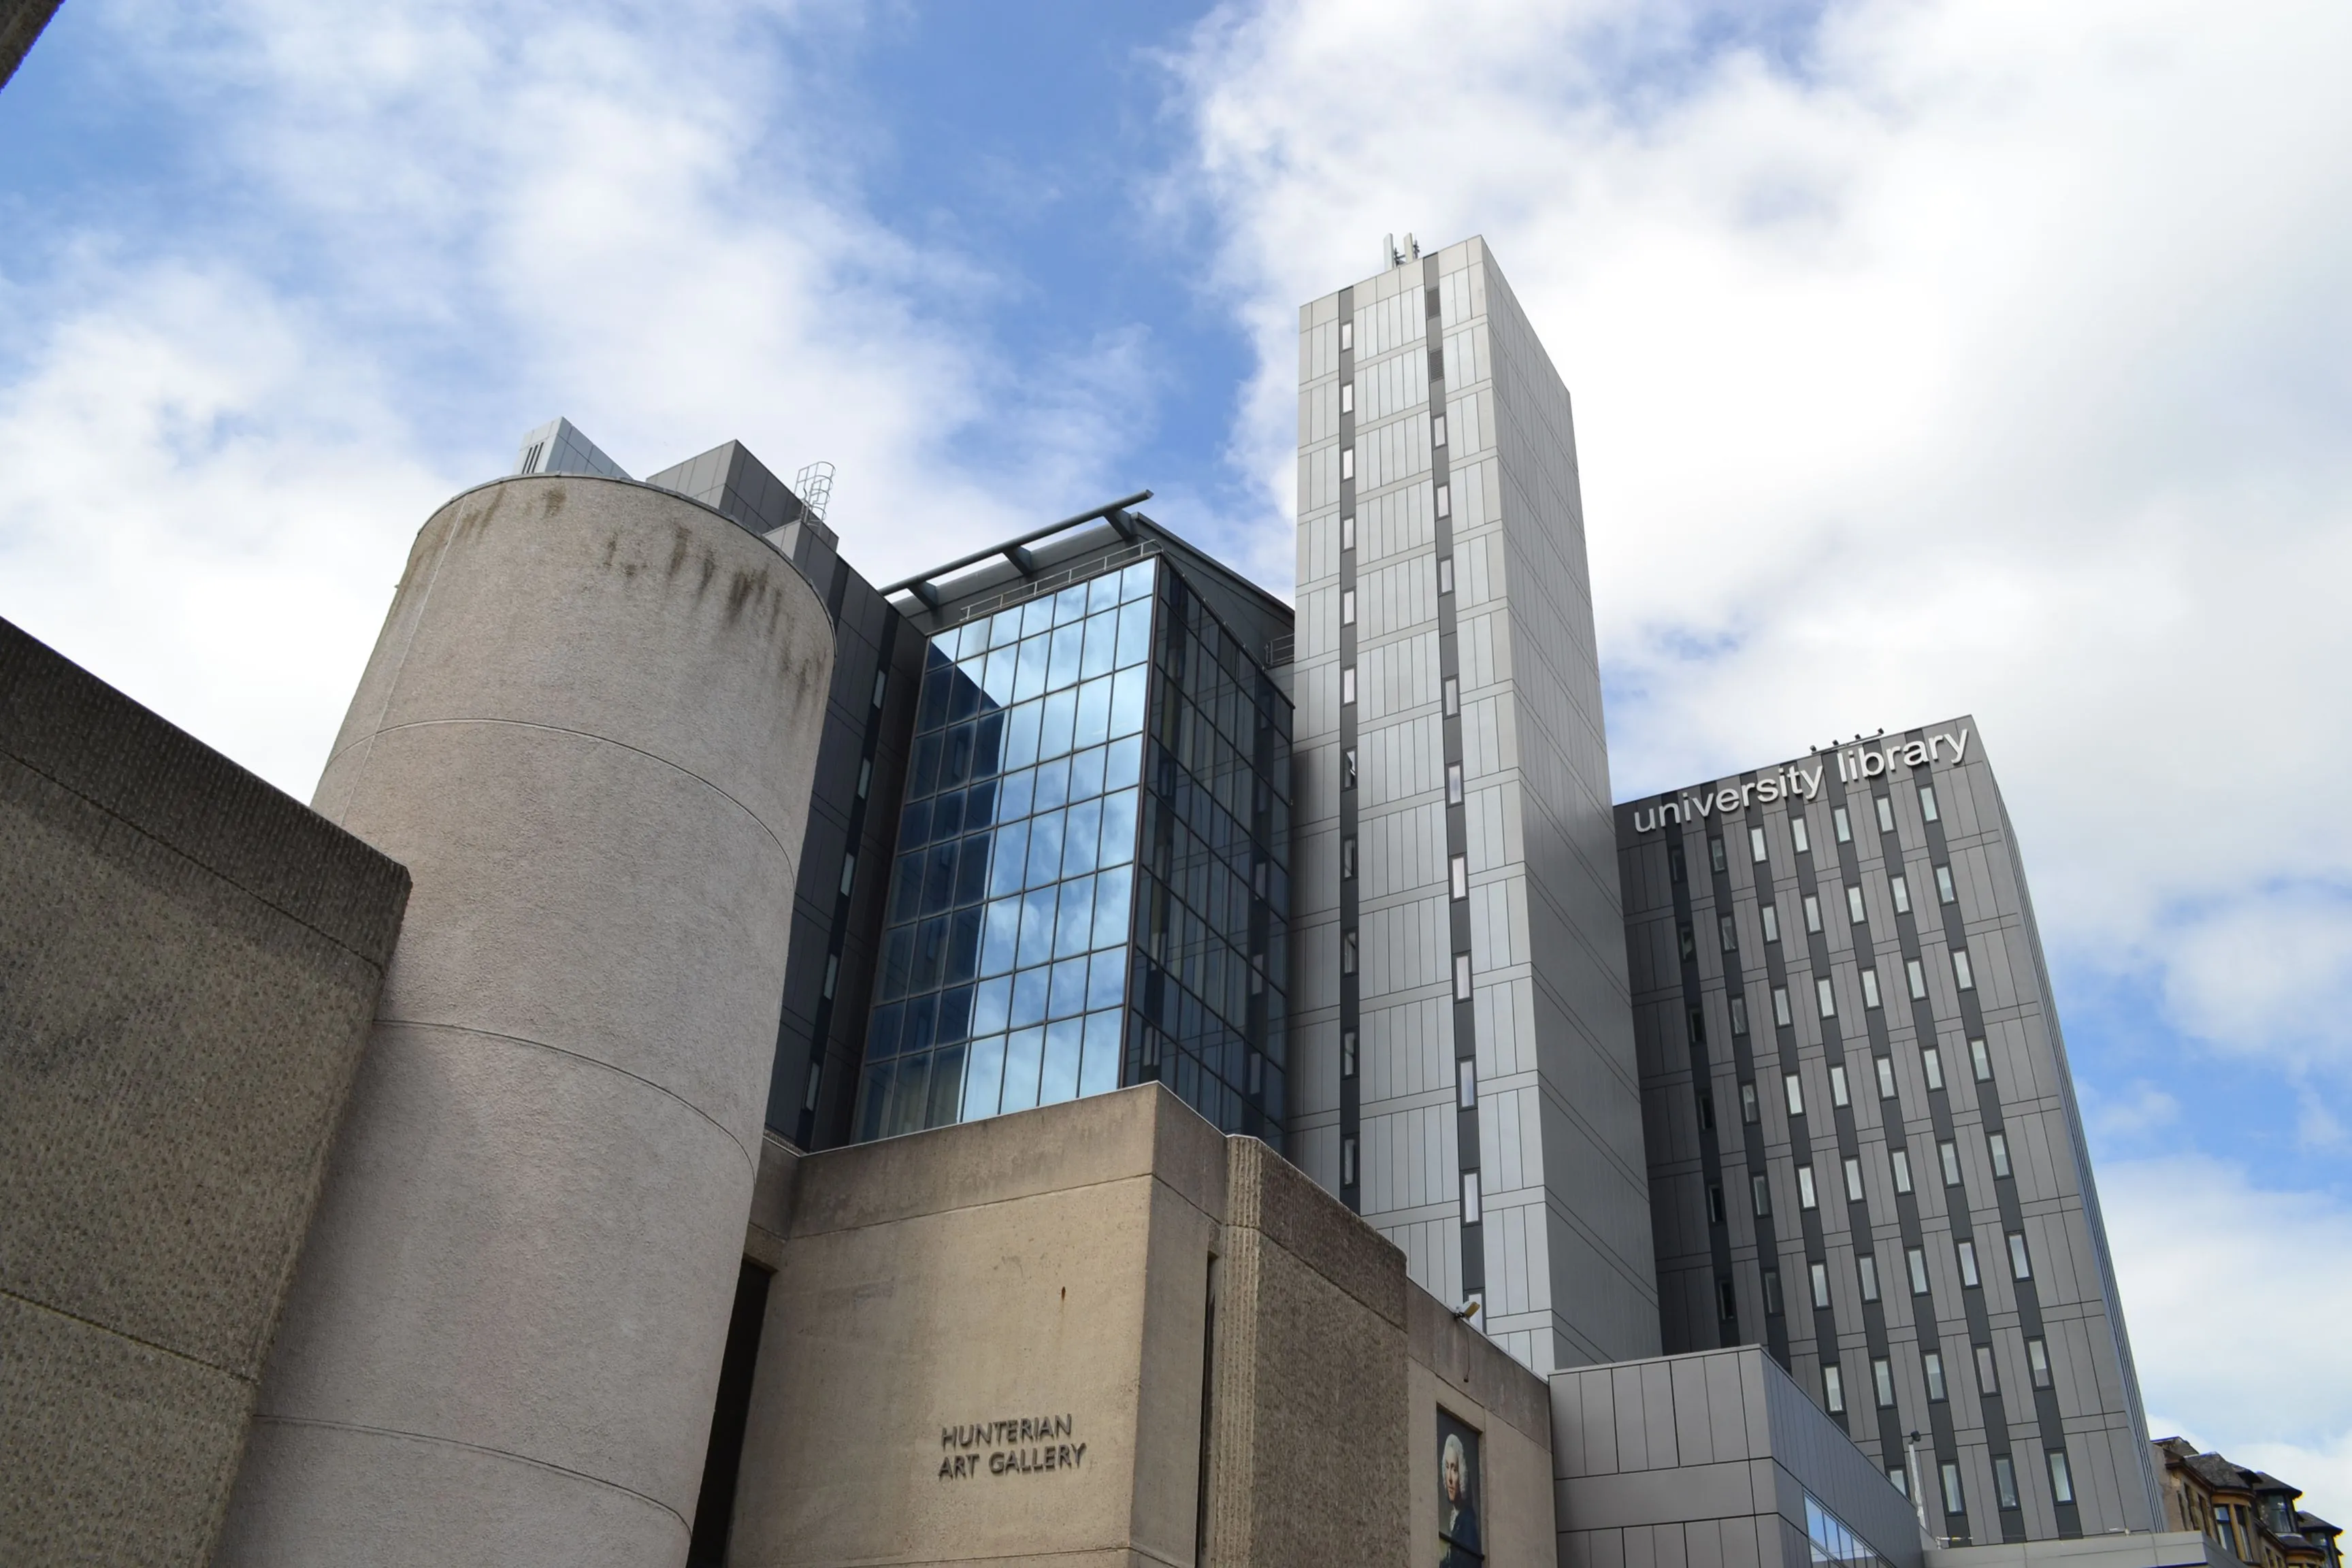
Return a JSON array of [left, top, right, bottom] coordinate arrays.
[[878, 489, 1152, 600]]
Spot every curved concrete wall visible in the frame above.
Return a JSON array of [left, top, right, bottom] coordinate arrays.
[[217, 475, 834, 1567]]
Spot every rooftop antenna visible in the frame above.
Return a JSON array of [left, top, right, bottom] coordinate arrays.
[[1403, 231, 1420, 260], [1384, 233, 1398, 268], [794, 461, 836, 526]]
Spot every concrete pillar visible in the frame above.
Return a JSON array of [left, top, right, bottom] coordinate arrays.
[[217, 474, 834, 1567]]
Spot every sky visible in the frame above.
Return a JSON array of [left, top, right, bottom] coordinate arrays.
[[5, 0, 2351, 1514]]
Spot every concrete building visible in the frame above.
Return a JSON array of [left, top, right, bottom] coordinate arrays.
[[2153, 1438, 2342, 1568], [1618, 721, 2158, 1544], [1289, 233, 1659, 1376]]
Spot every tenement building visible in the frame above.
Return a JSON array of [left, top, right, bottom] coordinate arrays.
[[1, 234, 2251, 1568]]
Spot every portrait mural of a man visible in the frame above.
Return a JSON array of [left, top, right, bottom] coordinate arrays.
[[1437, 1410, 1483, 1567]]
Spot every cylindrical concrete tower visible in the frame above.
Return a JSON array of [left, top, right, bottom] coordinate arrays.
[[218, 474, 834, 1566]]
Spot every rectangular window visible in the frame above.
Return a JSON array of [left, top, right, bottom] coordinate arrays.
[[1741, 1082, 1760, 1124], [1874, 1357, 1895, 1408], [1995, 1455, 2020, 1512], [2008, 1232, 2032, 1279], [1940, 1141, 1962, 1187], [1816, 977, 1836, 1017], [2049, 1450, 2076, 1506], [1892, 1149, 1914, 1194], [1971, 1036, 1993, 1082], [1793, 815, 1811, 853], [1750, 826, 1768, 863], [1762, 903, 1781, 943], [1804, 894, 1823, 933], [1720, 914, 1737, 951], [1923, 1046, 1944, 1090], [1940, 1463, 1965, 1518], [1763, 1267, 1782, 1315], [1339, 320, 1352, 351], [1859, 1254, 1880, 1301], [1861, 968, 1882, 1009], [1342, 748, 1358, 790], [1435, 483, 1451, 518], [821, 953, 839, 999], [1823, 1362, 1845, 1414], [871, 669, 889, 708], [1847, 885, 1867, 924], [1718, 1279, 1738, 1321], [1752, 1173, 1771, 1216], [1797, 1164, 1818, 1209], [1865, 1063, 1892, 1107], [1450, 854, 1468, 900], [1936, 864, 1957, 904], [1457, 1064, 1477, 1114], [1341, 1030, 1358, 1077], [1976, 1343, 1999, 1396], [1891, 1467, 1909, 1498], [1340, 380, 1354, 414], [1697, 1091, 1714, 1130], [1342, 836, 1358, 879], [1829, 1064, 1850, 1106], [1891, 875, 1910, 915], [1437, 556, 1454, 594], [1446, 762, 1463, 805], [1920, 783, 1940, 823], [1460, 1169, 1482, 1225], [1432, 412, 1447, 446], [1773, 987, 1791, 1027], [1907, 958, 1927, 1000], [1844, 1158, 1864, 1203], [1810, 1261, 1830, 1309], [856, 757, 872, 798], [1339, 665, 1356, 705], [1442, 676, 1459, 716], [2027, 1338, 2051, 1388], [1710, 837, 1727, 874], [1339, 446, 1354, 480], [1876, 794, 1895, 834], [1341, 514, 1356, 551], [1342, 1137, 1357, 1185], [1988, 1132, 2011, 1179], [1784, 1073, 1805, 1117], [1730, 996, 1748, 1035], [1953, 949, 1975, 990], [1908, 1247, 1930, 1296], [1339, 588, 1356, 625], [1341, 930, 1358, 975], [1925, 1348, 1947, 1400], [1706, 1183, 1725, 1224], [1958, 1239, 1981, 1288], [838, 854, 857, 896], [1452, 953, 1472, 1002], [1834, 806, 1852, 843]]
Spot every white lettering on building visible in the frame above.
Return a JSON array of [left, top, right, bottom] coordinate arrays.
[[1630, 728, 1970, 835]]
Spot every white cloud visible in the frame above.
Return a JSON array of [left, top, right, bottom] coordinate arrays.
[[1166, 0, 2352, 1079]]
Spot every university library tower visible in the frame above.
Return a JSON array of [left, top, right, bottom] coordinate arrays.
[[3, 238, 2225, 1568]]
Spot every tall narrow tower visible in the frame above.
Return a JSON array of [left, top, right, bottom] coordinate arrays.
[[1288, 236, 1659, 1373]]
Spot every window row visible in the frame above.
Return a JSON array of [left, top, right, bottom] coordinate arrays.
[[874, 929, 1132, 1055], [916, 593, 1153, 732], [858, 1005, 1126, 1142], [880, 868, 1137, 1003], [905, 666, 1152, 803], [887, 790, 1142, 929]]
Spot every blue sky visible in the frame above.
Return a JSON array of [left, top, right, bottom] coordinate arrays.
[[6, 0, 2352, 1509]]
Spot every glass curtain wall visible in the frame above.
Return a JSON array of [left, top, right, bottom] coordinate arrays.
[[1128, 568, 1292, 1139], [856, 559, 1158, 1139]]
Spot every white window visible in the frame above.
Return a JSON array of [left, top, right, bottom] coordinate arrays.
[[1792, 815, 1811, 853], [1784, 1073, 1805, 1117], [1339, 320, 1352, 352], [1341, 1137, 1357, 1184], [1752, 1173, 1771, 1215], [1773, 987, 1792, 1026], [1741, 1082, 1760, 1124], [1923, 1046, 1944, 1090], [1995, 1455, 2019, 1512], [1341, 514, 1356, 551], [1811, 1261, 1831, 1308], [1971, 1036, 1993, 1082], [1829, 1064, 1850, 1106], [1720, 914, 1737, 952], [1988, 1132, 2011, 1179], [1437, 555, 1454, 594], [1891, 875, 1910, 915], [1874, 1357, 1895, 1407], [1876, 1056, 1897, 1098], [1936, 864, 1956, 904], [1907, 958, 1927, 1000], [1457, 1057, 1476, 1109], [821, 953, 839, 999], [1940, 1141, 1962, 1186], [1339, 665, 1356, 705], [1953, 949, 1975, 990], [1890, 1467, 1909, 1497], [1442, 676, 1458, 716], [1876, 794, 1895, 834], [1339, 446, 1354, 480], [1762, 903, 1781, 943], [1942, 1464, 1965, 1519], [1847, 885, 1867, 924], [1460, 1169, 1482, 1224], [1339, 588, 1356, 625], [1976, 1343, 1999, 1396], [1920, 783, 1940, 823], [1446, 762, 1463, 805], [1844, 1158, 1864, 1203], [1803, 894, 1823, 932], [1730, 996, 1748, 1035], [1797, 1164, 1818, 1209], [871, 669, 889, 707], [1435, 484, 1451, 519], [1908, 1247, 1931, 1296], [1342, 748, 1357, 789], [1452, 953, 1472, 1002], [1923, 1348, 1947, 1399], [1892, 1149, 1914, 1194], [1859, 1254, 1880, 1302], [838, 854, 857, 896], [1432, 412, 1447, 446], [1958, 1239, 1981, 1288], [1450, 853, 1468, 900], [1710, 837, 1727, 875], [1861, 968, 1882, 1009], [1834, 806, 1852, 843], [1816, 977, 1836, 1017], [1340, 380, 1354, 414], [855, 757, 873, 798], [2008, 1231, 2032, 1279], [1824, 1362, 1845, 1413], [2049, 1450, 2076, 1506], [2027, 1338, 2051, 1389]]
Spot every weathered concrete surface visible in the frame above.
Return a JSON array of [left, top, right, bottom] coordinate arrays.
[[0, 616, 408, 1567], [217, 474, 834, 1567]]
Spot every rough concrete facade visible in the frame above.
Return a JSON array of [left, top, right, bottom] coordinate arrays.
[[216, 474, 835, 1567], [0, 616, 408, 1568]]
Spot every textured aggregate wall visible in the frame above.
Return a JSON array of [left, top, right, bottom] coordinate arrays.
[[0, 617, 408, 1568], [216, 474, 834, 1567]]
